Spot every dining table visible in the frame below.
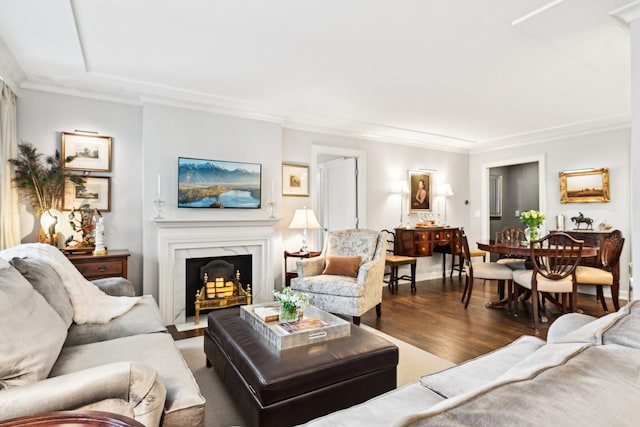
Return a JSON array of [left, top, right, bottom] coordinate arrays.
[[475, 239, 599, 310]]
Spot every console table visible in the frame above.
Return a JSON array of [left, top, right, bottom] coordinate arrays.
[[394, 227, 461, 276], [66, 249, 130, 280]]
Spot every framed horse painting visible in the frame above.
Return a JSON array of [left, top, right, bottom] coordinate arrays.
[[559, 168, 610, 203]]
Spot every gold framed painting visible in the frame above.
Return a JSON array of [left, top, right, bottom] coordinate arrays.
[[408, 169, 432, 212], [559, 168, 610, 203], [282, 164, 309, 197], [62, 132, 112, 172], [62, 175, 111, 211]]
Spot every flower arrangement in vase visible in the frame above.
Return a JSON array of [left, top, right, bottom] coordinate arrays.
[[273, 287, 311, 323], [519, 209, 546, 242]]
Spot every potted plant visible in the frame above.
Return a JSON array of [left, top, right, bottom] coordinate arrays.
[[8, 142, 84, 244]]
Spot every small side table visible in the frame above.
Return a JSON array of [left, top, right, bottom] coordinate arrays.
[[66, 250, 130, 280], [284, 250, 322, 286]]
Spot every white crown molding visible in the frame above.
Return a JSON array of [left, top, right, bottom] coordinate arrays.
[[13, 74, 630, 156], [138, 94, 283, 124], [20, 80, 142, 106], [470, 113, 630, 154], [610, 1, 640, 25], [282, 120, 469, 154]]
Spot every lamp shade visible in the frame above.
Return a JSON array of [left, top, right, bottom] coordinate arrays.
[[289, 207, 321, 229], [436, 184, 454, 197]]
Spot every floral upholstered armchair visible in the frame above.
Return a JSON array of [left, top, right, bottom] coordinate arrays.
[[290, 229, 386, 325]]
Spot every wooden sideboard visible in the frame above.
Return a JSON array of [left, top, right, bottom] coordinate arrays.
[[556, 229, 614, 267], [67, 250, 130, 280], [394, 227, 461, 257]]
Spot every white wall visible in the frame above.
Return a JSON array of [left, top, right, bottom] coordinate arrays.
[[140, 103, 284, 298], [16, 89, 144, 291], [469, 127, 632, 298], [282, 128, 470, 280]]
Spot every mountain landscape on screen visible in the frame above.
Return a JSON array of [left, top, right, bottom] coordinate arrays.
[[178, 157, 261, 208]]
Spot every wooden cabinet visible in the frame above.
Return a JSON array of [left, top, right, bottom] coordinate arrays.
[[67, 250, 130, 280], [560, 230, 612, 267], [394, 227, 461, 257]]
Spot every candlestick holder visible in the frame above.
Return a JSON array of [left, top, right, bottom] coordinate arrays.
[[153, 197, 166, 219], [268, 201, 276, 219]]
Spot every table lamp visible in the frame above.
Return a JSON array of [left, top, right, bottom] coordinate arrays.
[[40, 208, 64, 246], [393, 180, 410, 227], [289, 207, 321, 253], [436, 184, 454, 225]]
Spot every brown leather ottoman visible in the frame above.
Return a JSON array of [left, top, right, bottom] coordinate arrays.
[[204, 308, 398, 427]]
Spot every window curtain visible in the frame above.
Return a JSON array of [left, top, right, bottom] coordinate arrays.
[[0, 82, 21, 249]]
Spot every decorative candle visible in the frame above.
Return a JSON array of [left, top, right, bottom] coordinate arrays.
[[271, 181, 275, 202], [157, 174, 161, 196]]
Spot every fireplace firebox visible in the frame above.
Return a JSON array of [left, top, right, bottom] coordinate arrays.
[[186, 255, 252, 323]]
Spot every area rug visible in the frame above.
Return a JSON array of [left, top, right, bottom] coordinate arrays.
[[176, 327, 454, 427]]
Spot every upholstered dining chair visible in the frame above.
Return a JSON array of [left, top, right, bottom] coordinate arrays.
[[381, 229, 417, 294], [495, 226, 527, 271], [512, 232, 584, 330], [460, 231, 514, 309], [575, 230, 625, 312], [290, 229, 386, 325]]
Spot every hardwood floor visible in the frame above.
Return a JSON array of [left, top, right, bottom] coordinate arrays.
[[362, 275, 619, 364], [170, 275, 620, 365]]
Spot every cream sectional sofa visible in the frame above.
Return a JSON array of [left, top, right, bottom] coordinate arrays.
[[0, 244, 205, 427], [305, 300, 640, 426]]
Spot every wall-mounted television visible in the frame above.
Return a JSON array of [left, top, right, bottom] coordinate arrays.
[[178, 157, 261, 208]]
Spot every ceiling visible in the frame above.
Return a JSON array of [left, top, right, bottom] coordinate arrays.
[[0, 0, 634, 152]]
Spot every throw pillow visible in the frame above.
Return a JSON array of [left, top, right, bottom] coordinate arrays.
[[322, 255, 361, 277], [0, 265, 67, 389], [10, 257, 74, 328]]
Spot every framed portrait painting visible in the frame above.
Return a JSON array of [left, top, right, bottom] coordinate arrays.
[[62, 175, 111, 212], [559, 168, 610, 203], [282, 164, 309, 197], [408, 170, 432, 213], [62, 132, 112, 172]]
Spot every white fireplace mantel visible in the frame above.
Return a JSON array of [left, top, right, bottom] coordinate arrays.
[[154, 217, 278, 326]]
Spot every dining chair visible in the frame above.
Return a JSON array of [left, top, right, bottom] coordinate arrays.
[[460, 231, 514, 309], [381, 229, 417, 294], [575, 230, 625, 312], [512, 232, 584, 330], [449, 228, 487, 278], [495, 226, 527, 271]]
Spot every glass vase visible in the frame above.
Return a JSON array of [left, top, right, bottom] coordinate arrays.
[[524, 226, 540, 243], [279, 304, 299, 323]]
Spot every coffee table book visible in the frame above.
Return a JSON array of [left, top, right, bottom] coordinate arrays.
[[240, 302, 351, 350]]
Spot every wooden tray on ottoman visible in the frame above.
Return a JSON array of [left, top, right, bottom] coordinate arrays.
[[205, 308, 398, 427]]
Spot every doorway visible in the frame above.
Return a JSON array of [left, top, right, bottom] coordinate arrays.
[[480, 155, 546, 239], [311, 145, 367, 249], [489, 162, 540, 241]]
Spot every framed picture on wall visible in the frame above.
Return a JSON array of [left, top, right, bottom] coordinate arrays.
[[408, 169, 432, 212], [62, 175, 111, 211], [282, 163, 309, 197], [559, 167, 610, 203], [62, 132, 112, 172]]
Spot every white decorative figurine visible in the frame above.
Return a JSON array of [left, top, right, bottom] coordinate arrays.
[[93, 216, 107, 256]]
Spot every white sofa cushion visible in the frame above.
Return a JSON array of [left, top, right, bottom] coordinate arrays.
[[553, 299, 640, 346], [10, 256, 74, 328], [418, 335, 545, 398], [0, 265, 67, 388], [398, 343, 640, 426]]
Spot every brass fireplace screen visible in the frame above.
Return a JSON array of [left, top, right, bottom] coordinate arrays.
[[195, 259, 251, 325]]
